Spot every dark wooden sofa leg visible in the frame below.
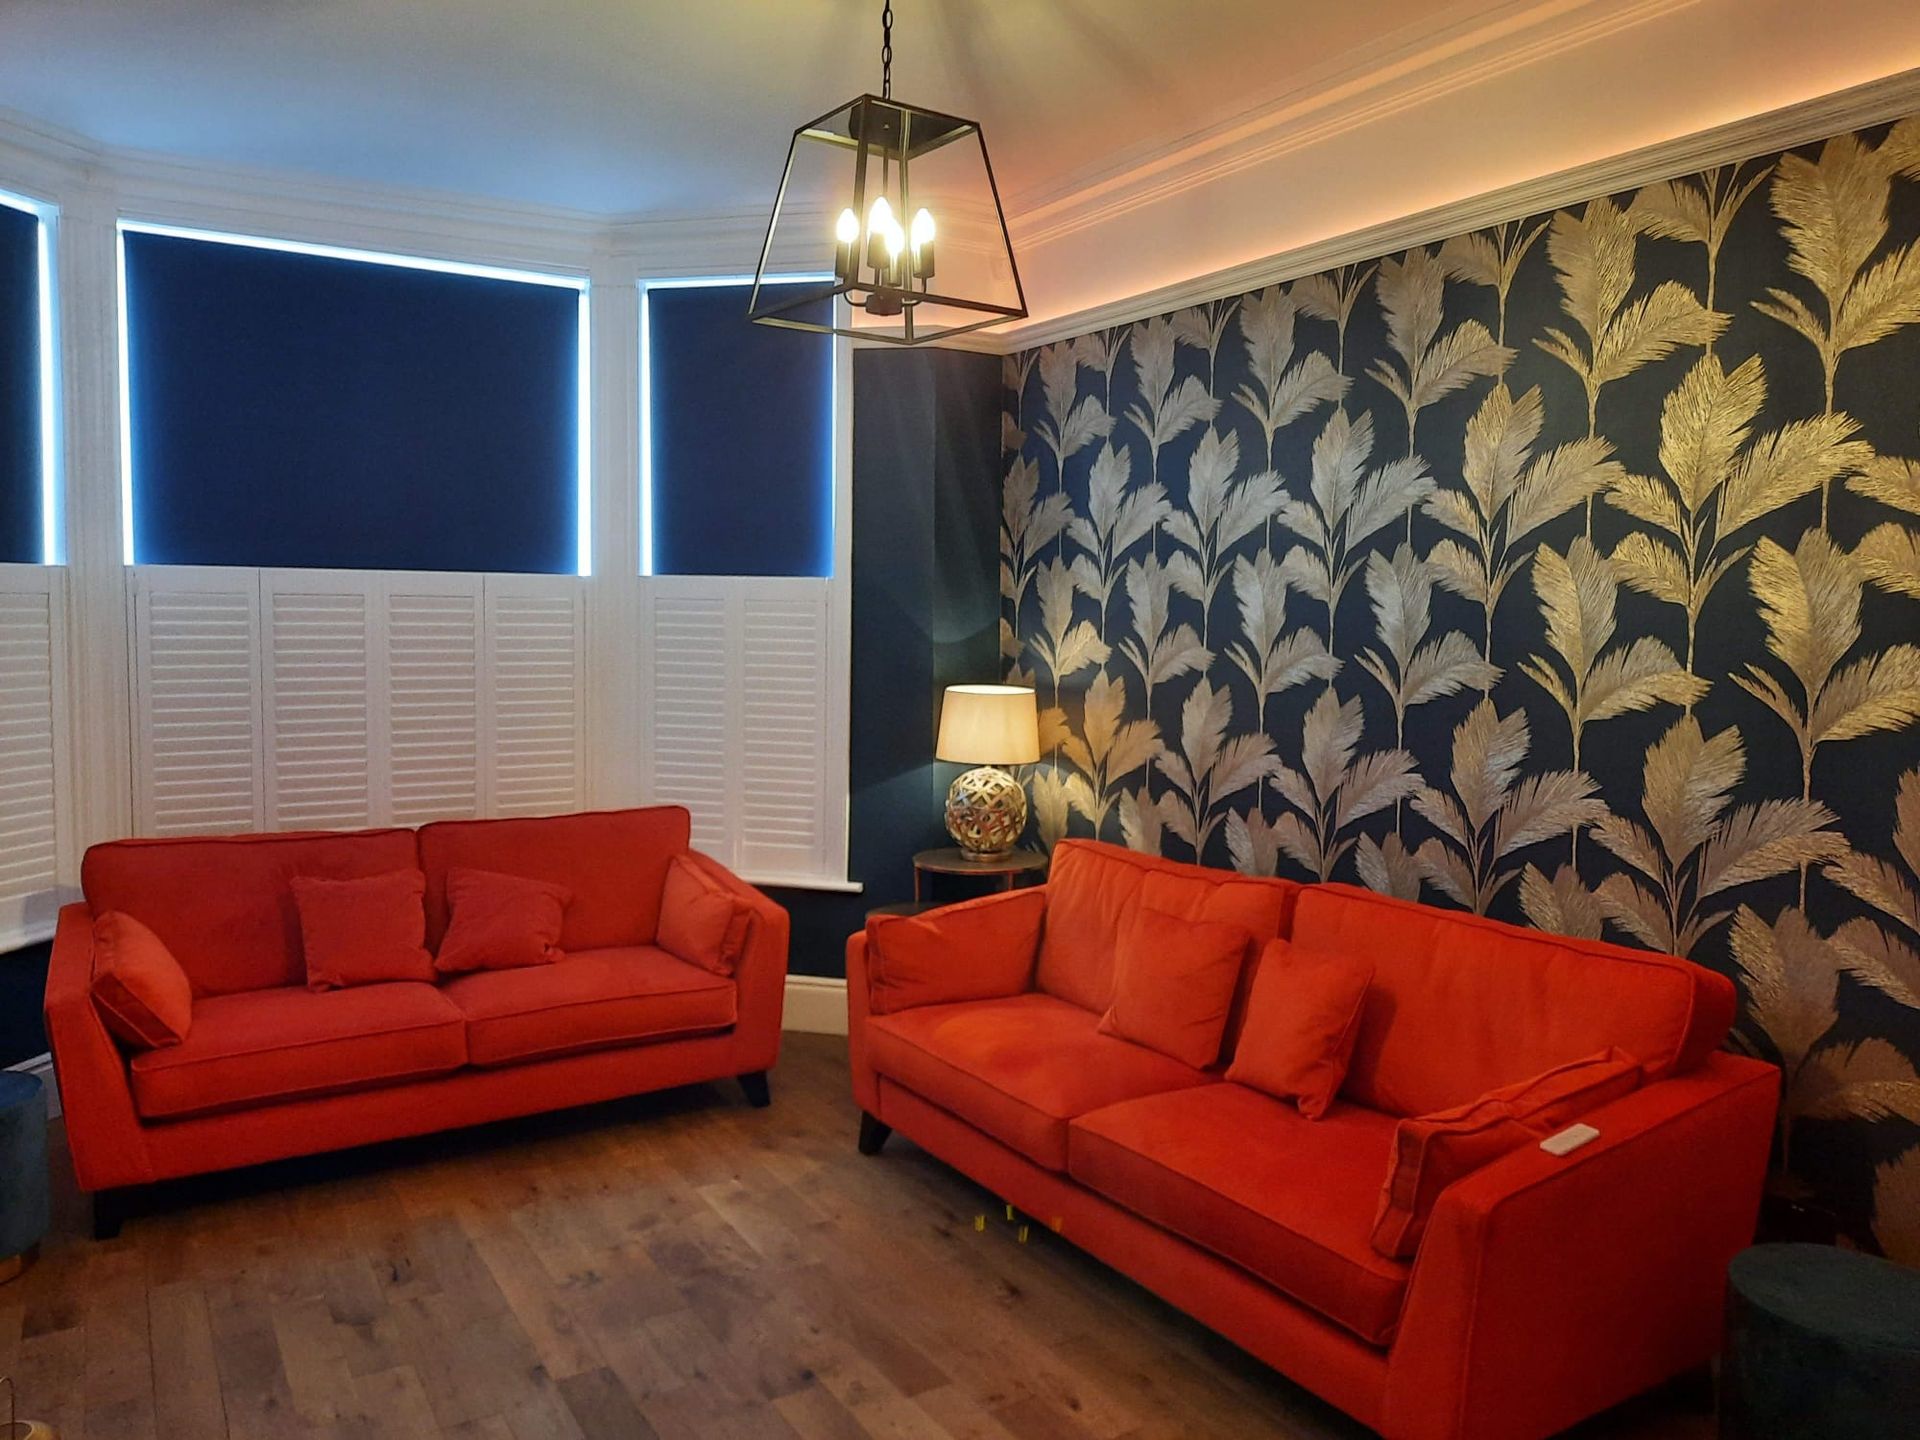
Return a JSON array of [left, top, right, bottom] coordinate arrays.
[[92, 1186, 133, 1241], [738, 1071, 771, 1108], [858, 1112, 891, 1156]]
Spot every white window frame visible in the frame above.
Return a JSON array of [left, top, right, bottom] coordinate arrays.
[[114, 220, 594, 576], [636, 275, 855, 891]]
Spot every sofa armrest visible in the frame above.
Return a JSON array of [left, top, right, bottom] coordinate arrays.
[[676, 850, 788, 1072], [861, 887, 1047, 1016], [43, 902, 155, 1192], [1383, 1051, 1778, 1440]]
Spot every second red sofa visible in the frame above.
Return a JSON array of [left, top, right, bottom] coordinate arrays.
[[845, 838, 1777, 1440]]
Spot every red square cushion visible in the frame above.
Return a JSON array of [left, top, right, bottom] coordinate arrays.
[[866, 889, 1045, 1015], [1098, 905, 1248, 1068], [128, 982, 465, 1120], [434, 868, 571, 974], [1226, 940, 1372, 1118], [656, 854, 753, 977], [1069, 1084, 1410, 1346], [864, 993, 1211, 1171], [91, 910, 193, 1049], [1371, 1047, 1644, 1258], [417, 807, 691, 952], [82, 828, 420, 995], [443, 945, 736, 1066], [1034, 840, 1296, 1014], [291, 868, 434, 991]]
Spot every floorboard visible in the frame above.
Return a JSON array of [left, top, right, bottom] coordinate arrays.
[[9, 1033, 1715, 1439]]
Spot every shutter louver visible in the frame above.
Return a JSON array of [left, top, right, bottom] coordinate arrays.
[[134, 571, 264, 836], [738, 589, 829, 875], [484, 578, 584, 817], [386, 582, 481, 825], [0, 570, 63, 944], [264, 577, 372, 830], [647, 588, 731, 857]]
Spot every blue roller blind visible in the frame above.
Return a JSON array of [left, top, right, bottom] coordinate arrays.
[[122, 231, 582, 573], [0, 201, 41, 565], [646, 281, 833, 577]]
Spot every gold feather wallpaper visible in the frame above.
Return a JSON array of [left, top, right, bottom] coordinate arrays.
[[1000, 116, 1920, 1259]]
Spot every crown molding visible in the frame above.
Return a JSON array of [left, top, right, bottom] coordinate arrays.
[[1002, 0, 1698, 250], [984, 66, 1920, 354]]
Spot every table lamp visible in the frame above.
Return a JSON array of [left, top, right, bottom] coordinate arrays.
[[936, 684, 1040, 858]]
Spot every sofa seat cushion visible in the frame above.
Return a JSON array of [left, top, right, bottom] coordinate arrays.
[[865, 993, 1213, 1171], [130, 982, 466, 1120], [444, 945, 736, 1066], [1069, 1083, 1411, 1347]]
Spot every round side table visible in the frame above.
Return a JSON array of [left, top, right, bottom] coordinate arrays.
[[1719, 1242, 1920, 1438], [911, 846, 1047, 904], [0, 1070, 49, 1282]]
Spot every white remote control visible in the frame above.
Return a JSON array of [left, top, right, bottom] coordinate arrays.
[[1539, 1123, 1600, 1156]]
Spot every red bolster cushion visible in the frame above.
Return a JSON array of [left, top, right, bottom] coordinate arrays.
[[657, 853, 753, 976], [1225, 939, 1372, 1118], [1097, 905, 1249, 1069], [91, 910, 194, 1049], [1371, 1046, 1643, 1258], [292, 868, 435, 991], [434, 867, 572, 974], [866, 889, 1046, 1015]]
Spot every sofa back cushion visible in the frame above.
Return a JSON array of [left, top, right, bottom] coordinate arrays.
[[1292, 884, 1737, 1116], [1035, 840, 1298, 1017], [417, 806, 691, 952], [82, 828, 421, 995]]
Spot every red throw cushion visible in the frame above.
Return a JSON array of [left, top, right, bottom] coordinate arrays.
[[90, 910, 194, 1049], [291, 868, 434, 991], [1371, 1047, 1644, 1258], [655, 854, 752, 977], [434, 868, 572, 974], [866, 889, 1046, 1015], [1097, 905, 1248, 1068], [1226, 940, 1372, 1119]]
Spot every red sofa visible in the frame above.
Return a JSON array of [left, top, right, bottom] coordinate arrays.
[[46, 806, 787, 1234], [846, 839, 1777, 1440]]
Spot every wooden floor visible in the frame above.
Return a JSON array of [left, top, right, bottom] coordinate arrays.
[[0, 1033, 1714, 1439]]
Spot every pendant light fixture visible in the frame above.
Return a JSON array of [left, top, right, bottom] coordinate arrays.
[[749, 0, 1026, 345]]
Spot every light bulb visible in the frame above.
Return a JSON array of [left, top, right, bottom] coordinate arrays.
[[867, 195, 895, 236], [883, 220, 904, 260], [910, 208, 935, 249], [835, 208, 860, 245]]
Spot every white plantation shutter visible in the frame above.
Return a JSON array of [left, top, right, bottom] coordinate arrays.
[[385, 579, 482, 825], [130, 568, 585, 833], [263, 572, 373, 830], [0, 565, 69, 945], [483, 575, 585, 817], [646, 585, 731, 854], [133, 567, 265, 836], [642, 577, 843, 884]]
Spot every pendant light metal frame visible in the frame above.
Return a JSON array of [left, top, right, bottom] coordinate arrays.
[[748, 5, 1027, 345]]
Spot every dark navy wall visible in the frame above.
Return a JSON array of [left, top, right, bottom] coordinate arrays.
[[770, 347, 1002, 977]]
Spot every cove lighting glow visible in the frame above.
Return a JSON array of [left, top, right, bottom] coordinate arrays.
[[115, 221, 593, 573]]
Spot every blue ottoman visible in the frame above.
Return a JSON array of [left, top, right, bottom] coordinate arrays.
[[1720, 1242, 1920, 1438], [0, 1070, 49, 1279]]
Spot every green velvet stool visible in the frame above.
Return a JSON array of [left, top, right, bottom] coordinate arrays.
[[0, 1071, 48, 1282], [1720, 1242, 1920, 1438]]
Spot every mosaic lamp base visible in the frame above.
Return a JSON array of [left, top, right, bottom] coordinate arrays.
[[944, 766, 1028, 859]]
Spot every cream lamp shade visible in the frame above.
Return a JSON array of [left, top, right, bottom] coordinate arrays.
[[936, 685, 1040, 766]]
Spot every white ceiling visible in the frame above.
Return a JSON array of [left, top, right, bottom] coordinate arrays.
[[0, 0, 1512, 218]]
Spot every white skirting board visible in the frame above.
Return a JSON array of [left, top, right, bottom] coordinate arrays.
[[782, 975, 849, 1036], [6, 1051, 59, 1119]]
